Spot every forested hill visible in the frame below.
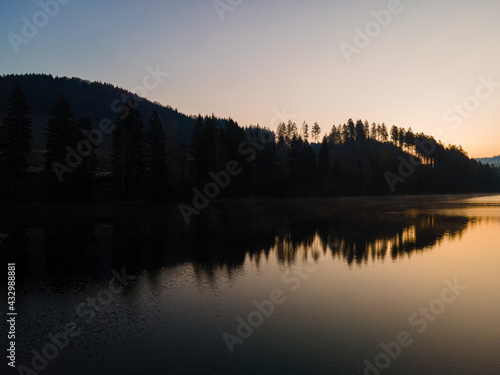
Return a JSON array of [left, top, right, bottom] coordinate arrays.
[[0, 74, 499, 203], [0, 74, 196, 152]]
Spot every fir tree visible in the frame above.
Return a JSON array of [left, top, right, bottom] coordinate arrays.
[[74, 116, 98, 199], [45, 95, 80, 199], [111, 99, 144, 197], [318, 136, 330, 189], [0, 85, 32, 199], [145, 110, 169, 199]]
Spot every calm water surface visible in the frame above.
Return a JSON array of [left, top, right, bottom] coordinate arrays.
[[1, 195, 500, 374]]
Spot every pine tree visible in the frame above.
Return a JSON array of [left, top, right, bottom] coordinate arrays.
[[380, 123, 389, 142], [398, 128, 406, 149], [145, 110, 169, 199], [255, 132, 279, 195], [286, 120, 298, 143], [191, 115, 207, 185], [390, 125, 399, 145], [404, 127, 415, 153], [276, 122, 287, 143], [311, 122, 321, 143], [287, 134, 301, 181], [295, 143, 316, 192], [346, 119, 356, 148], [355, 120, 366, 143], [74, 116, 98, 198], [318, 136, 330, 189], [302, 121, 309, 141], [45, 95, 81, 199], [111, 99, 144, 198], [329, 125, 341, 145], [0, 85, 32, 200], [370, 123, 377, 140]]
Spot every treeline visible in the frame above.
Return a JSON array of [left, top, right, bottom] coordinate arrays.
[[0, 86, 169, 201], [190, 117, 499, 197], [0, 74, 196, 152], [0, 85, 499, 203]]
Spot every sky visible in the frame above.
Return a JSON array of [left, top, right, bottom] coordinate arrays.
[[1, 0, 499, 157]]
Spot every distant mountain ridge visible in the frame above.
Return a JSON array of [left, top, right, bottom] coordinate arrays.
[[0, 74, 197, 162], [476, 156, 500, 166]]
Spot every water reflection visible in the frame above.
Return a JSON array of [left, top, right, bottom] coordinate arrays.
[[0, 206, 487, 279], [1, 197, 500, 375]]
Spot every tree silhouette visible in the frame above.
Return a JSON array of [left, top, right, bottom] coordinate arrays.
[[74, 116, 98, 199], [0, 85, 32, 200], [390, 125, 399, 145], [318, 136, 330, 190], [370, 123, 377, 140], [45, 96, 81, 199], [111, 98, 144, 198], [286, 120, 298, 143], [355, 120, 366, 143], [145, 110, 169, 199], [276, 122, 287, 143], [255, 132, 279, 195], [302, 121, 309, 141], [191, 115, 209, 185], [404, 127, 415, 153], [380, 123, 389, 142], [311, 122, 321, 143]]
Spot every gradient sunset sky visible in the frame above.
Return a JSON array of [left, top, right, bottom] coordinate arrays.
[[1, 0, 499, 157]]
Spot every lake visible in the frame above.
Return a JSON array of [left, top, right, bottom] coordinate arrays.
[[1, 195, 500, 374]]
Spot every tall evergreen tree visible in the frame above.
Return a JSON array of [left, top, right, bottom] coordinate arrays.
[[370, 123, 377, 140], [74, 116, 98, 199], [286, 120, 298, 143], [380, 123, 389, 142], [404, 127, 415, 153], [111, 99, 144, 198], [302, 121, 309, 141], [145, 110, 169, 190], [0, 85, 32, 200], [144, 111, 169, 199], [398, 127, 406, 149], [311, 122, 321, 143], [45, 96, 81, 199], [255, 132, 279, 195], [276, 122, 287, 143], [295, 143, 316, 192], [346, 119, 356, 148], [355, 120, 366, 143], [191, 115, 208, 185], [390, 125, 399, 145], [318, 136, 330, 189]]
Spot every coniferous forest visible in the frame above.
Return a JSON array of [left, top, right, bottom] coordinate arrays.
[[0, 74, 499, 203]]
